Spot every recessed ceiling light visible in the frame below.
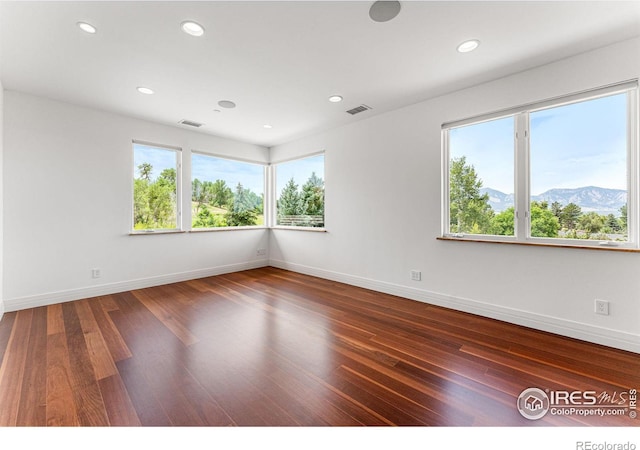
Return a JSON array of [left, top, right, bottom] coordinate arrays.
[[329, 95, 343, 103], [136, 86, 154, 95], [181, 21, 205, 37], [218, 100, 236, 109], [263, 124, 273, 129], [369, 1, 401, 23], [77, 21, 97, 34], [457, 39, 480, 53]]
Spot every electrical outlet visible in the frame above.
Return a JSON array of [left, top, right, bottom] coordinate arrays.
[[92, 268, 101, 279], [410, 270, 421, 281], [595, 299, 609, 315], [256, 248, 267, 256]]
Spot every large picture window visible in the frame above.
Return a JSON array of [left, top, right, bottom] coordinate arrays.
[[132, 142, 181, 232], [274, 153, 325, 228], [191, 153, 265, 229], [442, 81, 638, 249]]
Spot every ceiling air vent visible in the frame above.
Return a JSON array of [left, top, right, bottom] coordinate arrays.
[[179, 119, 203, 128], [346, 104, 372, 115]]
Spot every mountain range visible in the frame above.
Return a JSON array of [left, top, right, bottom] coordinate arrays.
[[480, 186, 627, 216]]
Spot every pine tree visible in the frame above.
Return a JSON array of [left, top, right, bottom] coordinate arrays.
[[560, 203, 582, 230], [449, 156, 494, 234], [278, 178, 303, 217], [301, 172, 324, 217]]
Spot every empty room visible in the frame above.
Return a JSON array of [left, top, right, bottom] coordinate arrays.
[[0, 0, 639, 446]]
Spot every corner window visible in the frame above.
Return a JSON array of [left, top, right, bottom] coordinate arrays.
[[191, 153, 265, 229], [274, 153, 325, 228], [132, 142, 181, 232], [442, 81, 638, 249]]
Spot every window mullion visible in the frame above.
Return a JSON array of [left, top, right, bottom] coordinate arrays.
[[265, 164, 275, 228], [514, 112, 529, 242], [441, 130, 451, 236], [177, 151, 184, 231], [627, 89, 639, 247]]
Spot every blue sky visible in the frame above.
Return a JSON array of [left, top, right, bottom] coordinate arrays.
[[275, 154, 325, 198], [133, 143, 178, 180], [134, 144, 324, 197], [449, 93, 627, 195], [133, 144, 265, 194], [192, 153, 264, 194], [449, 116, 514, 193]]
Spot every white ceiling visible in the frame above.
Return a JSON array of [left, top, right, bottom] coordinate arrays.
[[1, 1, 639, 147]]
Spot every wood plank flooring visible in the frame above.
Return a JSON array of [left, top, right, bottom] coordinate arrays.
[[0, 267, 638, 426]]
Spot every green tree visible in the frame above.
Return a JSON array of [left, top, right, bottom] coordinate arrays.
[[231, 183, 251, 212], [530, 202, 560, 237], [210, 179, 233, 208], [550, 201, 563, 220], [449, 156, 493, 234], [489, 207, 515, 236], [133, 178, 151, 227], [158, 168, 176, 185], [578, 212, 605, 237], [619, 204, 627, 232], [193, 205, 227, 228], [133, 163, 177, 229], [225, 209, 258, 227], [605, 214, 621, 233], [301, 172, 324, 217], [225, 183, 258, 226], [147, 178, 176, 228], [560, 203, 582, 230], [192, 178, 205, 215], [138, 163, 152, 181], [278, 178, 303, 217]]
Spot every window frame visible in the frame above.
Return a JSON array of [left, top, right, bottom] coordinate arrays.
[[131, 140, 183, 234], [441, 80, 639, 250], [270, 151, 326, 231], [189, 151, 268, 231]]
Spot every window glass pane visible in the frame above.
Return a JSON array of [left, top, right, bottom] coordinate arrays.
[[276, 154, 325, 227], [133, 143, 179, 230], [191, 154, 264, 228], [448, 116, 515, 236], [530, 93, 628, 241]]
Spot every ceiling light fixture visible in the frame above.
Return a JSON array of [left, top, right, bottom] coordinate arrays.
[[369, 1, 401, 23], [457, 39, 480, 53], [181, 21, 205, 37], [218, 100, 236, 109], [329, 95, 343, 103], [136, 86, 154, 95], [263, 124, 273, 129], [77, 21, 97, 34]]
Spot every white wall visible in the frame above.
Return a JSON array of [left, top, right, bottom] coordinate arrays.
[[269, 37, 640, 353], [3, 91, 270, 311]]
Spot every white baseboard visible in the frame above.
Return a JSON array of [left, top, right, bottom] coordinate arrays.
[[0, 299, 4, 323], [269, 259, 640, 354], [4, 259, 269, 312]]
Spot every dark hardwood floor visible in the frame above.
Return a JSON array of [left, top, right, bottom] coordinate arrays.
[[0, 267, 637, 426]]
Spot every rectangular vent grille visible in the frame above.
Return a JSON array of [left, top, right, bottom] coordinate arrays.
[[346, 104, 372, 115], [179, 119, 203, 128]]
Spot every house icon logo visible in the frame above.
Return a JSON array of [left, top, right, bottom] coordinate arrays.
[[517, 388, 550, 420]]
